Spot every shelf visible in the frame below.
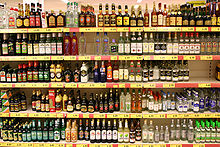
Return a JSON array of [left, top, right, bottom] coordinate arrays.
[[1, 27, 220, 33], [0, 55, 219, 61], [1, 80, 220, 89], [1, 111, 219, 118], [0, 141, 219, 147]]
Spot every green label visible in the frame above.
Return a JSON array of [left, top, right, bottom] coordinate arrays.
[[22, 133, 27, 142], [16, 42, 21, 54], [31, 131, 37, 140], [43, 131, 48, 140], [49, 131, 54, 140], [22, 42, 28, 54], [39, 71, 44, 81], [27, 133, 31, 141], [37, 131, 43, 140], [44, 71, 50, 81]]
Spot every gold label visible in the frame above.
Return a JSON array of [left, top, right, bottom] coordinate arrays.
[[123, 16, 129, 26], [166, 17, 170, 26], [176, 17, 182, 26], [183, 19, 188, 25], [170, 17, 176, 25], [213, 42, 217, 52], [201, 42, 205, 53], [207, 42, 212, 52], [190, 20, 195, 26], [24, 18, 30, 27], [98, 15, 104, 27], [16, 19, 23, 27], [117, 16, 123, 26], [57, 16, 64, 26], [217, 17, 220, 25], [138, 20, 143, 26], [130, 19, 136, 26], [110, 15, 116, 26], [49, 16, 56, 26], [205, 20, 211, 26], [212, 17, 217, 25], [196, 20, 203, 26], [158, 14, 163, 25]]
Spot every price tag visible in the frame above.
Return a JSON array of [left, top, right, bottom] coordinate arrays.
[[95, 56, 101, 60], [102, 145, 113, 147], [0, 113, 9, 117], [143, 114, 165, 118], [67, 114, 79, 118], [144, 55, 151, 60], [0, 29, 8, 33], [82, 114, 89, 118], [211, 27, 220, 32], [15, 83, 28, 88], [182, 27, 194, 32], [26, 56, 39, 60], [119, 83, 125, 88], [43, 113, 56, 118], [63, 28, 70, 32], [78, 56, 91, 60], [117, 27, 129, 32], [113, 84, 119, 88], [10, 113, 27, 117], [107, 114, 120, 118], [203, 113, 214, 118], [78, 83, 88, 88], [215, 113, 220, 118], [65, 83, 77, 88], [143, 83, 156, 88], [170, 144, 182, 147], [104, 27, 117, 32], [10, 56, 27, 61], [144, 27, 156, 32], [51, 56, 63, 60], [94, 114, 105, 118], [80, 28, 93, 32], [167, 114, 181, 118], [56, 113, 65, 118], [183, 55, 196, 60], [8, 29, 27, 33], [24, 83, 49, 88], [130, 56, 143, 60], [96, 83, 106, 88], [129, 145, 142, 147], [29, 113, 41, 118], [47, 28, 63, 32], [24, 143, 33, 147], [130, 27, 143, 32], [94, 27, 104, 32], [64, 56, 76, 60], [130, 83, 142, 88], [65, 144, 73, 147], [119, 56, 131, 60], [196, 27, 209, 32], [51, 83, 64, 88], [163, 83, 175, 88], [45, 143, 55, 147], [193, 144, 205, 147], [111, 56, 118, 60], [35, 143, 45, 147], [0, 83, 12, 88], [38, 56, 51, 60], [174, 27, 181, 31], [198, 83, 211, 88], [131, 114, 142, 118], [53, 144, 64, 147], [76, 145, 88, 147], [200, 55, 213, 60]]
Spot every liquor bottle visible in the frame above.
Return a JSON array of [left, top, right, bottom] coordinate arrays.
[[81, 62, 89, 83], [110, 3, 116, 27], [70, 32, 77, 55], [64, 33, 71, 55], [107, 120, 112, 143], [124, 32, 130, 54], [123, 119, 129, 143], [37, 120, 43, 141], [142, 119, 148, 143], [99, 93, 104, 113], [118, 32, 124, 55], [31, 90, 36, 111], [98, 4, 104, 27], [2, 33, 8, 55], [90, 119, 95, 143], [65, 120, 71, 142], [136, 120, 142, 141], [8, 34, 15, 55], [15, 34, 22, 55], [33, 34, 39, 55], [64, 64, 72, 82], [166, 5, 171, 26], [57, 10, 65, 27], [88, 93, 95, 113], [157, 3, 163, 27], [43, 121, 49, 141], [31, 120, 37, 141], [103, 32, 109, 54], [29, 3, 36, 27], [144, 4, 149, 27], [100, 61, 106, 82], [78, 119, 84, 140], [170, 5, 176, 27], [106, 60, 113, 82], [123, 5, 130, 26], [79, 32, 86, 55], [118, 119, 123, 143], [109, 90, 115, 113], [22, 34, 28, 55], [128, 61, 135, 82], [16, 3, 23, 28], [183, 5, 189, 26], [113, 61, 119, 82], [130, 6, 136, 27], [96, 119, 101, 143], [85, 119, 90, 141], [55, 90, 62, 112], [130, 32, 137, 54], [212, 2, 217, 26], [137, 32, 143, 54], [104, 4, 110, 27], [131, 89, 137, 113], [85, 5, 91, 27], [163, 4, 167, 26], [75, 90, 81, 111], [176, 4, 182, 26], [189, 4, 195, 26], [49, 120, 54, 141], [130, 120, 136, 143], [35, 3, 41, 28], [137, 6, 144, 27], [151, 1, 157, 27], [81, 93, 88, 112], [47, 10, 56, 27], [95, 32, 102, 55], [79, 5, 85, 27], [70, 120, 77, 142], [110, 39, 118, 55]]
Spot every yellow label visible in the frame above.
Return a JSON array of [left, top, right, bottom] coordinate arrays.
[[144, 55, 151, 60], [196, 27, 208, 32], [130, 83, 142, 88], [95, 56, 101, 60], [130, 27, 143, 32], [80, 28, 94, 32], [113, 84, 119, 88], [83, 114, 90, 118], [182, 27, 195, 32], [143, 83, 156, 88], [211, 27, 220, 32], [200, 55, 213, 60], [119, 56, 131, 60], [215, 113, 220, 118], [144, 27, 157, 32], [94, 114, 106, 118], [67, 114, 79, 118], [111, 56, 118, 60], [64, 56, 76, 60], [170, 144, 182, 147], [51, 56, 63, 60], [203, 113, 214, 118], [65, 83, 77, 88], [76, 145, 88, 147], [63, 28, 70, 32], [143, 114, 165, 118], [198, 83, 211, 88], [0, 113, 9, 117], [26, 56, 50, 61], [183, 55, 196, 60], [130, 56, 143, 60], [51, 83, 64, 88], [119, 83, 125, 88], [0, 83, 12, 88], [130, 114, 142, 118], [167, 114, 182, 118], [65, 144, 73, 147], [96, 83, 106, 88], [10, 113, 27, 117], [104, 27, 117, 32], [78, 56, 91, 60], [163, 83, 175, 88], [117, 27, 129, 32]]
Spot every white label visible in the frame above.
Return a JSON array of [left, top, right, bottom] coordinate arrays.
[[102, 130, 107, 140], [119, 69, 124, 80], [124, 43, 130, 54], [135, 74, 142, 81], [184, 44, 190, 54], [2, 44, 8, 55], [107, 130, 112, 140], [158, 14, 163, 26], [118, 132, 124, 142], [136, 43, 143, 54], [113, 70, 119, 80], [45, 43, 51, 54], [189, 44, 195, 54], [113, 130, 118, 140], [57, 42, 63, 54], [51, 42, 57, 54], [148, 101, 154, 110], [194, 44, 200, 54], [124, 69, 129, 80], [143, 43, 149, 53], [149, 132, 154, 140], [34, 43, 39, 54], [39, 43, 45, 54], [118, 43, 124, 54], [129, 74, 135, 81], [96, 130, 101, 140], [154, 103, 158, 111], [90, 130, 95, 140], [131, 43, 137, 54], [28, 43, 33, 54], [149, 43, 154, 53], [173, 43, 179, 54], [123, 132, 129, 142], [178, 44, 185, 54], [167, 43, 173, 54]]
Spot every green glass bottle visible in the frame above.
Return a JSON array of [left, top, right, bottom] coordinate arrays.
[[37, 120, 43, 141], [61, 119, 65, 140], [43, 120, 49, 142], [18, 124, 23, 142], [31, 120, 37, 141], [54, 119, 61, 142], [49, 120, 54, 141], [27, 123, 32, 142], [22, 124, 27, 142]]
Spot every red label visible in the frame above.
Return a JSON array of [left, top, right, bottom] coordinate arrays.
[[35, 17, 41, 26], [30, 17, 35, 26]]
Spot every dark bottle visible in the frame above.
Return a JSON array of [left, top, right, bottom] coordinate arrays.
[[205, 6, 211, 26], [101, 119, 106, 143], [57, 10, 65, 27], [106, 120, 112, 143], [22, 34, 28, 55], [22, 64, 27, 82], [114, 89, 119, 111], [35, 3, 41, 28], [51, 33, 57, 55], [47, 10, 57, 28], [2, 33, 8, 55], [29, 3, 36, 27], [28, 34, 33, 55], [94, 94, 99, 112], [45, 95, 50, 112], [78, 119, 84, 140], [196, 7, 203, 26], [27, 61, 33, 82], [130, 6, 136, 27], [130, 120, 136, 143], [99, 93, 104, 113], [100, 61, 106, 83], [12, 69, 17, 83], [84, 119, 90, 141], [44, 62, 50, 82], [81, 93, 87, 113], [79, 5, 86, 27], [104, 4, 110, 27], [33, 34, 39, 55], [38, 62, 44, 82], [67, 94, 73, 112], [17, 64, 23, 83], [33, 61, 39, 82], [96, 119, 101, 143], [21, 91, 27, 111], [135, 120, 142, 141], [123, 5, 130, 26], [23, 4, 30, 28], [85, 5, 91, 27], [90, 119, 95, 143], [137, 6, 144, 27], [73, 63, 80, 82], [37, 120, 43, 141], [31, 120, 37, 141], [64, 64, 72, 82], [43, 120, 49, 142], [75, 90, 81, 111], [112, 119, 118, 143], [189, 4, 195, 26], [182, 4, 189, 26], [36, 90, 41, 112], [48, 120, 54, 141], [109, 89, 114, 113], [8, 34, 15, 56], [104, 93, 108, 113], [16, 34, 22, 55], [110, 3, 117, 27], [6, 68, 12, 83], [116, 5, 123, 27], [40, 94, 45, 112], [88, 93, 95, 113], [94, 61, 100, 83]]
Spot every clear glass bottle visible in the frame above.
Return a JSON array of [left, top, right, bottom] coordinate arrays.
[[164, 126, 170, 143], [142, 119, 148, 143], [79, 32, 86, 55], [154, 125, 159, 143], [95, 32, 102, 55], [118, 32, 124, 55], [148, 120, 154, 143], [103, 32, 109, 55]]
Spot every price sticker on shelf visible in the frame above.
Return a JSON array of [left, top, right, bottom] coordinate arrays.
[[130, 27, 143, 32], [167, 114, 181, 118], [29, 113, 41, 118], [94, 56, 102, 60], [79, 28, 93, 32], [182, 27, 194, 32], [65, 83, 77, 88], [51, 56, 63, 60], [144, 55, 151, 60], [24, 143, 33, 147], [15, 83, 28, 88], [215, 113, 220, 118], [131, 114, 142, 118], [0, 113, 9, 117], [51, 83, 64, 88], [119, 83, 125, 88], [35, 143, 45, 147], [67, 114, 79, 118], [130, 83, 142, 88], [198, 83, 211, 88], [104, 27, 117, 32], [163, 83, 175, 88], [144, 27, 156, 32], [10, 113, 27, 117], [107, 114, 119, 118], [82, 114, 89, 118], [64, 56, 76, 60], [65, 144, 73, 147], [94, 27, 104, 32], [144, 83, 156, 88], [96, 83, 106, 88], [119, 56, 131, 60], [131, 56, 143, 60], [193, 144, 205, 147], [203, 113, 214, 118], [143, 114, 165, 118], [94, 114, 105, 118], [111, 56, 118, 60], [56, 113, 65, 118], [76, 145, 88, 147], [117, 27, 129, 32], [183, 55, 196, 60], [200, 55, 213, 60], [211, 27, 220, 32], [0, 83, 12, 88], [196, 27, 209, 32], [78, 56, 91, 60], [53, 144, 64, 147], [170, 144, 182, 147]]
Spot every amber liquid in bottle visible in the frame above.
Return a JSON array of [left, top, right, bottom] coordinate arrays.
[[98, 3, 104, 27], [110, 3, 117, 27], [104, 4, 110, 27], [151, 1, 158, 27], [144, 4, 149, 27], [130, 5, 137, 27]]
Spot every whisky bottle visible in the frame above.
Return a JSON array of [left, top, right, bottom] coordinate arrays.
[[23, 4, 30, 28], [166, 5, 171, 27], [182, 4, 189, 26], [85, 5, 91, 27], [144, 4, 149, 27], [98, 3, 104, 27], [88, 93, 95, 113], [104, 4, 110, 27], [176, 4, 182, 26], [90, 119, 95, 143], [35, 3, 41, 28], [110, 3, 117, 27], [163, 4, 167, 26], [117, 5, 123, 27], [212, 2, 217, 26], [47, 10, 56, 28], [57, 10, 65, 27], [130, 6, 136, 27], [170, 5, 176, 27], [137, 6, 144, 27], [79, 5, 86, 27], [189, 4, 195, 26], [123, 5, 130, 26], [30, 3, 36, 27], [16, 3, 23, 28], [157, 3, 163, 27], [78, 119, 84, 140], [151, 1, 157, 27]]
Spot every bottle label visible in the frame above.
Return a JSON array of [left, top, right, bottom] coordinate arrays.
[[107, 66, 112, 80], [113, 130, 118, 140], [45, 43, 52, 54], [118, 132, 124, 142], [110, 14, 116, 26], [170, 17, 176, 26], [124, 43, 130, 54], [131, 43, 137, 54], [57, 42, 63, 54], [103, 39, 109, 54], [98, 15, 104, 27], [36, 16, 41, 26], [130, 20, 136, 26], [158, 14, 163, 26], [137, 20, 143, 26], [178, 43, 185, 54], [124, 132, 129, 142], [39, 43, 45, 54], [144, 16, 149, 26], [124, 69, 128, 80], [28, 43, 33, 54], [123, 16, 129, 26], [113, 70, 119, 80], [2, 43, 8, 55], [173, 43, 179, 54], [9, 17, 15, 27], [34, 43, 39, 54], [107, 130, 112, 140], [119, 69, 124, 80], [212, 17, 217, 25], [22, 42, 28, 54], [152, 15, 157, 26], [177, 17, 182, 26], [118, 43, 124, 54], [30, 16, 35, 26], [149, 43, 154, 53], [16, 18, 23, 27], [24, 19, 30, 27], [143, 43, 149, 53], [51, 42, 57, 54], [136, 43, 143, 54], [148, 101, 154, 110]]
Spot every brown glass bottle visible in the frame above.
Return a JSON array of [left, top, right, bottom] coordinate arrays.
[[123, 5, 130, 26], [130, 6, 136, 27], [144, 4, 149, 27], [104, 4, 110, 27], [110, 3, 117, 27], [151, 2, 157, 27], [47, 10, 56, 28], [98, 3, 104, 27]]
